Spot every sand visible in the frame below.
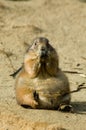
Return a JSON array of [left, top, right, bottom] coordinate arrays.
[[0, 0, 86, 129]]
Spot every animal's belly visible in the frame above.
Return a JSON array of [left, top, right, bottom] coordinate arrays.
[[32, 77, 69, 109], [33, 77, 66, 93]]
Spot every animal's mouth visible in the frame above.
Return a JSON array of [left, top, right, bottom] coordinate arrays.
[[40, 49, 48, 62], [40, 51, 48, 58]]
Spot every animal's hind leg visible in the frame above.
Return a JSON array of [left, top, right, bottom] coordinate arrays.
[[16, 87, 38, 109]]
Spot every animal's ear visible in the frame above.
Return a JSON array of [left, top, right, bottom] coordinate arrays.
[[24, 52, 41, 78]]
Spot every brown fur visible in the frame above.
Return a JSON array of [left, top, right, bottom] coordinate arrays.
[[15, 37, 71, 110]]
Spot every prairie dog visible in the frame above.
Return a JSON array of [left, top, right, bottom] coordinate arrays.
[[15, 37, 71, 110]]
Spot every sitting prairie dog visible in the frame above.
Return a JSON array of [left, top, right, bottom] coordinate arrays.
[[15, 37, 71, 111]]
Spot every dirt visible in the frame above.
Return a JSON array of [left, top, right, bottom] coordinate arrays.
[[0, 0, 86, 130]]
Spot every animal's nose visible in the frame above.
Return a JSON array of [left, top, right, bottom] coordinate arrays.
[[41, 47, 46, 52]]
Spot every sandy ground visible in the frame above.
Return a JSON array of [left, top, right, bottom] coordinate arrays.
[[0, 0, 86, 130]]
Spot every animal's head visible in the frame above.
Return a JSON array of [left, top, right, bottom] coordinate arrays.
[[24, 37, 59, 78]]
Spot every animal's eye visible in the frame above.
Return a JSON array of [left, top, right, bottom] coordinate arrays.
[[34, 42, 37, 46]]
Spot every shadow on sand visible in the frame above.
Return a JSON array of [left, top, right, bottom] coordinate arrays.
[[71, 101, 86, 114], [79, 0, 86, 3]]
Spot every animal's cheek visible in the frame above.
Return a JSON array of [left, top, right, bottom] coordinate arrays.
[[47, 50, 51, 56], [45, 56, 52, 64]]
